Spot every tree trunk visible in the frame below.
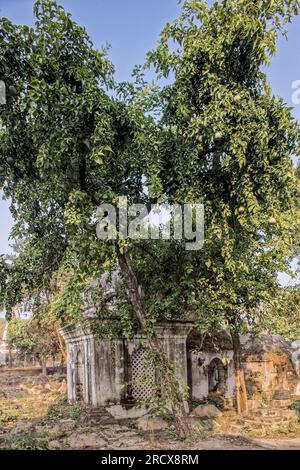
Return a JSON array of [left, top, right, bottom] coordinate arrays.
[[54, 322, 67, 363], [8, 348, 13, 368], [41, 359, 47, 376], [116, 245, 191, 439], [231, 331, 248, 414], [58, 356, 65, 374]]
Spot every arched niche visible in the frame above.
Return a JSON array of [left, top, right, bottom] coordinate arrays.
[[75, 350, 84, 401], [208, 357, 227, 394]]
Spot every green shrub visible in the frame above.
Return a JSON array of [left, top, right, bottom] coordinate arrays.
[[4, 429, 50, 450], [289, 400, 300, 416]]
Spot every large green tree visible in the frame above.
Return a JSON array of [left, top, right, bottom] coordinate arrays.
[[0, 0, 300, 434], [263, 285, 300, 341], [7, 309, 62, 374], [146, 0, 300, 411], [0, 0, 191, 436]]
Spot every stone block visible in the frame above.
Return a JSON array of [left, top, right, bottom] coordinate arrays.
[[107, 405, 150, 420], [191, 404, 222, 420], [67, 433, 107, 450], [137, 416, 168, 432]]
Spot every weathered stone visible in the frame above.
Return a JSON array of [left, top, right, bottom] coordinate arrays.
[[35, 425, 50, 433], [61, 321, 236, 410], [291, 340, 300, 349], [48, 424, 67, 439], [112, 434, 146, 449], [66, 433, 107, 450], [60, 314, 300, 419], [137, 416, 168, 432], [59, 419, 76, 432], [107, 405, 149, 420], [273, 389, 291, 400], [49, 440, 61, 449], [58, 379, 67, 394], [242, 334, 300, 402], [9, 421, 34, 436], [192, 404, 222, 420]]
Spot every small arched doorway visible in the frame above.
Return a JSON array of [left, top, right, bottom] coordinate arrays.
[[208, 357, 227, 394], [75, 350, 84, 401]]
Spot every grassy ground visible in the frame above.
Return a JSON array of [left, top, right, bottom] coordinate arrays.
[[1, 368, 300, 450], [0, 368, 64, 427]]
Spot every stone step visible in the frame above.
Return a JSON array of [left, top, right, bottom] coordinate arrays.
[[270, 399, 293, 408], [222, 408, 298, 432], [216, 401, 299, 437], [243, 416, 282, 425], [227, 424, 244, 434], [249, 409, 296, 419], [237, 412, 297, 423], [273, 390, 291, 400], [225, 418, 294, 435], [247, 400, 268, 411], [99, 428, 139, 443]]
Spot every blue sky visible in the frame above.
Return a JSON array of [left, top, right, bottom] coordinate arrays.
[[0, 0, 299, 284]]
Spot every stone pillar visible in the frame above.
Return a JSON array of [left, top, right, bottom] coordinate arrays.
[[66, 344, 75, 402], [155, 322, 193, 408]]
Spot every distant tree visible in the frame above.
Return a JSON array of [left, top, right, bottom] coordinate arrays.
[[0, 318, 6, 339], [263, 286, 300, 341], [7, 305, 62, 374]]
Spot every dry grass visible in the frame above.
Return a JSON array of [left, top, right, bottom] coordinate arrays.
[[0, 369, 65, 428]]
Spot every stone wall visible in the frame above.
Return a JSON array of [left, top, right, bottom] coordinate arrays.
[[61, 325, 126, 406], [60, 321, 195, 409], [188, 350, 235, 399], [242, 335, 300, 402], [63, 324, 300, 414]]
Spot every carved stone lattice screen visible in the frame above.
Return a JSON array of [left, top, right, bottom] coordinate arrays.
[[131, 348, 155, 401]]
